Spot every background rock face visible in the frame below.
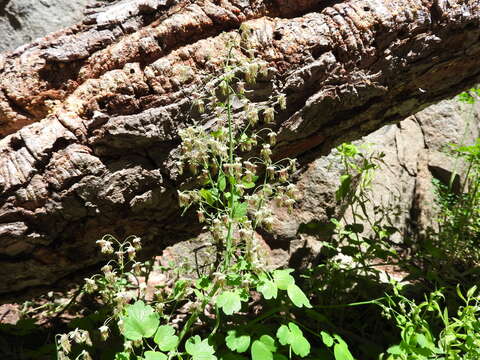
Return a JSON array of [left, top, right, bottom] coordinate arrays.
[[0, 0, 92, 52]]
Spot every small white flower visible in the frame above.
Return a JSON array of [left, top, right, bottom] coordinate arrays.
[[132, 237, 142, 250], [99, 325, 109, 341], [84, 278, 97, 293], [59, 334, 71, 354], [80, 350, 92, 360], [96, 239, 114, 254], [126, 245, 136, 261]]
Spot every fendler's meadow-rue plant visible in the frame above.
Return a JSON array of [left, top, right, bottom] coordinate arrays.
[[54, 31, 358, 360]]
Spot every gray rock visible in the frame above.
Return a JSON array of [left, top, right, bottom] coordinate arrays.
[[0, 0, 93, 53]]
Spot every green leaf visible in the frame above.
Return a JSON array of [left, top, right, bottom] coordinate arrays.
[[233, 202, 248, 219], [251, 336, 276, 360], [273, 269, 294, 290], [216, 291, 242, 315], [122, 301, 160, 340], [219, 174, 227, 191], [336, 174, 352, 201], [257, 279, 278, 300], [154, 325, 178, 352], [321, 332, 334, 347], [144, 351, 168, 360], [196, 276, 212, 290], [276, 325, 290, 346], [242, 181, 256, 189], [225, 330, 251, 353], [288, 323, 310, 357], [200, 189, 215, 205], [276, 323, 310, 358], [386, 345, 404, 355], [114, 353, 130, 360], [467, 285, 477, 299], [286, 284, 312, 308], [333, 337, 354, 360], [186, 335, 217, 360]]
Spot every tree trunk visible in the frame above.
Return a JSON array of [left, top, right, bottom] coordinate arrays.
[[0, 0, 479, 300]]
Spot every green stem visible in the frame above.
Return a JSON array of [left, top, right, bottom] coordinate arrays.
[[314, 298, 383, 309], [224, 80, 235, 271], [173, 283, 221, 359]]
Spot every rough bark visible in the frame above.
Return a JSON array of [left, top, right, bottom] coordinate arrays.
[[0, 0, 479, 299]]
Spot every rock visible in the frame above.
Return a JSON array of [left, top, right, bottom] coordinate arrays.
[[265, 97, 480, 270], [0, 0, 93, 53]]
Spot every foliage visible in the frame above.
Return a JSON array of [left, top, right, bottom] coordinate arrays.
[[378, 284, 480, 360], [457, 87, 480, 104], [428, 138, 480, 267]]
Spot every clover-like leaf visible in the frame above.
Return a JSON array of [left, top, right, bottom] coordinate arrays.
[[144, 351, 168, 360], [122, 301, 159, 340], [186, 335, 217, 360], [251, 335, 276, 360], [276, 323, 310, 358], [287, 284, 312, 308], [216, 291, 242, 315], [273, 269, 294, 290], [288, 323, 310, 357], [257, 278, 278, 300], [333, 336, 354, 360], [276, 325, 291, 346], [321, 331, 334, 347], [225, 330, 251, 353], [154, 325, 178, 352]]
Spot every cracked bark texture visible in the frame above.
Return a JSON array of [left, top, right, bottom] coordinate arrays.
[[0, 0, 479, 299]]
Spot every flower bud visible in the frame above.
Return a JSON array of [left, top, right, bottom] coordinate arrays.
[[237, 81, 245, 94], [247, 107, 259, 126], [245, 62, 259, 84], [277, 168, 288, 182], [101, 265, 112, 275], [197, 210, 206, 223], [278, 94, 287, 110], [261, 144, 272, 163], [263, 107, 275, 124], [219, 80, 229, 96], [132, 261, 142, 276], [268, 131, 277, 145], [115, 250, 125, 263], [267, 166, 275, 179]]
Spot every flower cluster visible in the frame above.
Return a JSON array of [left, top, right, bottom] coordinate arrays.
[[56, 329, 92, 360]]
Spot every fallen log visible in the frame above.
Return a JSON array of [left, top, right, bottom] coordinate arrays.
[[0, 0, 479, 300]]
